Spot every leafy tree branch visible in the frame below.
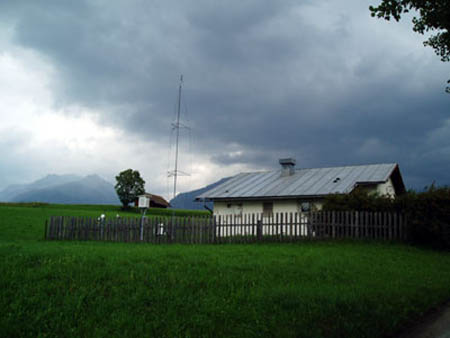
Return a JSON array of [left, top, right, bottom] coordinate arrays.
[[369, 0, 450, 93]]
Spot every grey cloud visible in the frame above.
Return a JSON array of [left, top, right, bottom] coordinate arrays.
[[0, 130, 42, 189], [1, 0, 449, 189]]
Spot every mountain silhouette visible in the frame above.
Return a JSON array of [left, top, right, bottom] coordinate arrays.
[[170, 177, 230, 210], [0, 174, 120, 205]]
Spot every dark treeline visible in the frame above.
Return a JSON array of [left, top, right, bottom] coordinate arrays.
[[322, 185, 450, 250]]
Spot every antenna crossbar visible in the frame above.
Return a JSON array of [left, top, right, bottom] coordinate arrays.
[[168, 170, 190, 177], [171, 122, 191, 130]]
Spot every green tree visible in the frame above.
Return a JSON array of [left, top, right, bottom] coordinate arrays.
[[369, 0, 450, 93], [115, 169, 145, 209]]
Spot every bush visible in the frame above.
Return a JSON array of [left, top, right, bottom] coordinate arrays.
[[322, 186, 450, 250]]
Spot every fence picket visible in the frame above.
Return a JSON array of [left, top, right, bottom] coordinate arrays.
[[47, 217, 53, 240], [276, 213, 280, 241]]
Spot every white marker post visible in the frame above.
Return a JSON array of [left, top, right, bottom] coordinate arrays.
[[138, 195, 150, 241]]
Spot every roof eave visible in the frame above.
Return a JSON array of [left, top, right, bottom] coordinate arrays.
[[197, 195, 333, 202]]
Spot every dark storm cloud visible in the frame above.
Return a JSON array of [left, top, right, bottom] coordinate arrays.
[[2, 0, 449, 189]]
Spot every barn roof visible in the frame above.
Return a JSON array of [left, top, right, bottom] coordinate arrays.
[[196, 163, 405, 201], [139, 193, 171, 207]]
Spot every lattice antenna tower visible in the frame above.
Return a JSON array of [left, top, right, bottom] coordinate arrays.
[[168, 75, 190, 199]]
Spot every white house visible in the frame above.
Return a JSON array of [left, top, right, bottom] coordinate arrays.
[[196, 158, 406, 218]]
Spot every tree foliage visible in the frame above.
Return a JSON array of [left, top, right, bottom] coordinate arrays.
[[369, 0, 450, 93], [114, 169, 145, 209]]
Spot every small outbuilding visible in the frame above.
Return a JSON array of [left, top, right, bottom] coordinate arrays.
[[135, 193, 171, 209], [196, 158, 405, 217]]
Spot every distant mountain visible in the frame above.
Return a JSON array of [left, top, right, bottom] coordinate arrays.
[[170, 177, 231, 210], [0, 174, 120, 205], [0, 174, 81, 202]]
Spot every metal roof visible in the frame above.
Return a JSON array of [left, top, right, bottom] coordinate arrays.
[[197, 163, 399, 201]]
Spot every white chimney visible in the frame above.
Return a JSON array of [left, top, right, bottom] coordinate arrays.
[[279, 158, 296, 177]]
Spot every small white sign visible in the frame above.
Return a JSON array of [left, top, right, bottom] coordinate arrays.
[[138, 196, 150, 209]]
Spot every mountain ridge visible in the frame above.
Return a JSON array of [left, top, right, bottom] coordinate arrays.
[[0, 174, 120, 205], [1, 174, 230, 208]]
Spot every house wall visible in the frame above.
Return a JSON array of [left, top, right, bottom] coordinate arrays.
[[214, 199, 323, 217], [375, 178, 396, 197], [212, 178, 395, 217], [360, 178, 396, 198], [214, 199, 318, 236]]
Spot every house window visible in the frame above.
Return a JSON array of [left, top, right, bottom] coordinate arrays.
[[263, 202, 273, 216], [226, 203, 243, 216], [300, 202, 311, 212]]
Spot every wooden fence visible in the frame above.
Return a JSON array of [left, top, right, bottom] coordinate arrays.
[[45, 211, 408, 244]]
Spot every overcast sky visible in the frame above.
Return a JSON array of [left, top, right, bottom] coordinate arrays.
[[0, 0, 449, 200]]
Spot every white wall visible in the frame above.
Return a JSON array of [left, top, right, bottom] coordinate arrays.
[[213, 178, 395, 218], [374, 178, 396, 197], [214, 199, 322, 217], [213, 199, 311, 236], [358, 178, 396, 198]]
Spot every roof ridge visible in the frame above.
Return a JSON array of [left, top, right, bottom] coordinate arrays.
[[236, 163, 397, 175]]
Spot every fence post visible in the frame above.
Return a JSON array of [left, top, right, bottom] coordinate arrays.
[[388, 213, 393, 240], [306, 213, 310, 237], [54, 217, 59, 240], [58, 216, 63, 240], [217, 215, 222, 243], [257, 219, 262, 241], [44, 219, 48, 240], [167, 217, 173, 244], [212, 216, 216, 244], [55, 216, 60, 240], [278, 213, 282, 241], [294, 212, 298, 239], [139, 213, 145, 242], [400, 214, 405, 241], [290, 212, 294, 238], [331, 211, 335, 239]]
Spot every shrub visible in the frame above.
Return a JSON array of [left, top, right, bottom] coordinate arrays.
[[322, 185, 450, 250]]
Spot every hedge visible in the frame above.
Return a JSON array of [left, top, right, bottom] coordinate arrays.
[[322, 185, 450, 250]]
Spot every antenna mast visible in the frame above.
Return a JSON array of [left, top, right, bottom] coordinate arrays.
[[168, 75, 190, 200], [173, 75, 183, 199]]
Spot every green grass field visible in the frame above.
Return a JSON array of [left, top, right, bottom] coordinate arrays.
[[0, 203, 208, 241], [1, 203, 450, 337]]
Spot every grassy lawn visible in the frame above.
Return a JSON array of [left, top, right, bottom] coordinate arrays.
[[0, 203, 208, 241], [1, 204, 449, 337]]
